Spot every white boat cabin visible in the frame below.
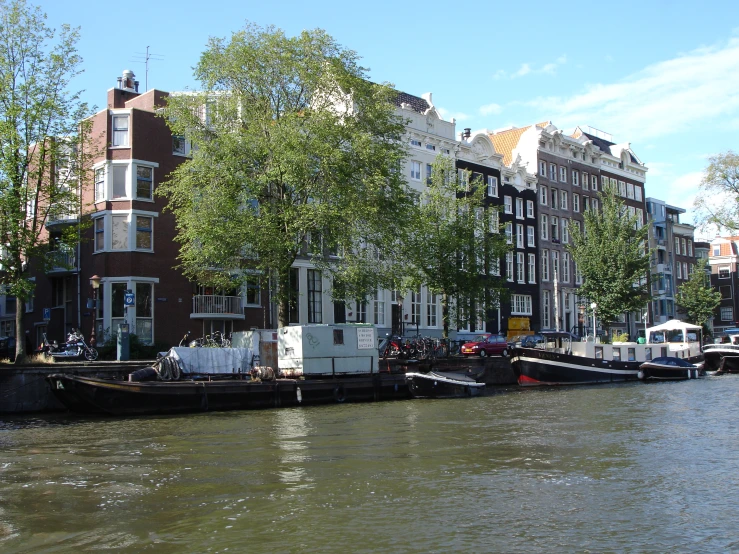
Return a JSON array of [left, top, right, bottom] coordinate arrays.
[[530, 320, 703, 363]]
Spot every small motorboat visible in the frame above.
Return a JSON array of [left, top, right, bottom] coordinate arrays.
[[405, 371, 485, 399], [638, 356, 703, 381]]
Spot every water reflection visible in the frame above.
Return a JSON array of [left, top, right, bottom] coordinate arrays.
[[1, 377, 739, 552]]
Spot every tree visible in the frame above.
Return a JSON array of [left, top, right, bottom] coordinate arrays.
[[401, 156, 510, 338], [160, 23, 412, 327], [693, 150, 739, 232], [0, 1, 93, 363], [567, 183, 651, 333], [676, 259, 721, 329]]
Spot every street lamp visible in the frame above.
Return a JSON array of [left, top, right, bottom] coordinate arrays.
[[90, 275, 101, 347], [591, 302, 597, 342]]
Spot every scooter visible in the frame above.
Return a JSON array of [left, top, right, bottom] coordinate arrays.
[[41, 330, 99, 361]]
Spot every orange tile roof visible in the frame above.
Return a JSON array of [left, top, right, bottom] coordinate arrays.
[[489, 121, 549, 166]]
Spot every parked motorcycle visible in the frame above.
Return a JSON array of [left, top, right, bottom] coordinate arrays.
[[41, 330, 99, 361]]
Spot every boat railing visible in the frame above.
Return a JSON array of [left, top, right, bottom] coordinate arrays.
[[704, 343, 739, 353]]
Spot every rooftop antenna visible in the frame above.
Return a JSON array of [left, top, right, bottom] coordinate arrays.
[[131, 46, 164, 91]]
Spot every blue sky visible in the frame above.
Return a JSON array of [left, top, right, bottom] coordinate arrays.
[[39, 0, 738, 237]]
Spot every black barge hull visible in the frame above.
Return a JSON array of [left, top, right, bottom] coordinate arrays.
[[511, 349, 641, 386], [46, 373, 410, 416]]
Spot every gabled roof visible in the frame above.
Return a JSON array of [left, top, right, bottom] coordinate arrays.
[[577, 130, 640, 164], [392, 91, 431, 114], [489, 122, 548, 166]]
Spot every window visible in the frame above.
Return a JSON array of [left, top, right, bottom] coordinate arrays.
[[721, 285, 732, 299], [426, 163, 433, 184], [683, 262, 688, 279], [551, 188, 559, 209], [721, 306, 733, 321], [575, 261, 583, 284], [635, 185, 643, 201], [551, 217, 559, 242], [136, 216, 153, 250], [542, 290, 551, 328], [563, 252, 571, 282], [135, 282, 153, 344], [506, 252, 513, 282], [675, 237, 681, 254], [583, 196, 590, 211], [426, 143, 436, 151], [561, 190, 568, 211], [410, 139, 421, 147], [601, 175, 608, 188], [94, 217, 104, 252], [541, 249, 550, 281], [136, 166, 153, 200], [411, 289, 421, 325], [636, 208, 643, 228], [572, 171, 579, 187], [591, 175, 598, 191], [172, 135, 191, 156], [719, 266, 730, 279], [539, 160, 546, 176], [516, 197, 524, 219], [528, 254, 536, 283], [505, 222, 513, 244], [583, 174, 589, 191], [573, 193, 580, 212], [540, 214, 549, 240], [410, 161, 421, 180], [504, 196, 512, 213], [592, 198, 599, 212], [613, 347, 621, 361], [487, 175, 498, 197], [549, 163, 557, 181], [540, 185, 548, 206], [526, 200, 534, 218], [112, 215, 129, 250], [688, 240, 693, 257], [458, 169, 469, 190], [552, 250, 560, 279], [713, 244, 721, 256], [308, 269, 323, 323], [111, 114, 129, 147], [677, 262, 683, 279], [245, 275, 261, 306], [95, 168, 105, 202], [559, 166, 567, 182], [517, 252, 525, 282], [627, 182, 635, 199], [682, 238, 687, 256], [527, 226, 535, 247], [427, 290, 437, 327], [113, 165, 127, 199], [490, 210, 499, 233], [373, 288, 384, 326], [516, 224, 524, 249], [511, 294, 532, 315], [562, 218, 569, 244]]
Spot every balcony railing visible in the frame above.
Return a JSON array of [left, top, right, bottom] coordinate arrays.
[[46, 209, 80, 227], [45, 249, 77, 273], [190, 295, 245, 319]]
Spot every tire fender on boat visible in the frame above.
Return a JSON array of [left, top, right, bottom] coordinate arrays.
[[334, 384, 346, 403], [637, 371, 645, 380]]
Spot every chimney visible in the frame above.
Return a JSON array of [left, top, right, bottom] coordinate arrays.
[[463, 128, 471, 139]]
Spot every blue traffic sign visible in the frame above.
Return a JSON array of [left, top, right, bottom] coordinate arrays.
[[43, 308, 51, 321], [124, 292, 135, 306]]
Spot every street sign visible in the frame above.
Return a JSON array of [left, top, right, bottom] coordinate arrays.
[[43, 308, 51, 321], [124, 292, 135, 307]]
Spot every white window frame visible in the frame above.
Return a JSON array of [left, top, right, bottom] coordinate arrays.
[[540, 185, 548, 206], [562, 218, 569, 244], [540, 214, 549, 240], [91, 210, 158, 253], [549, 163, 557, 181], [111, 112, 130, 147], [505, 222, 513, 244], [721, 306, 733, 321], [506, 252, 514, 282], [542, 290, 551, 328], [573, 193, 580, 212], [516, 197, 524, 219], [487, 175, 498, 197], [410, 160, 421, 181], [528, 253, 536, 283], [572, 171, 579, 187], [517, 252, 525, 283], [511, 294, 532, 315], [591, 175, 598, 191], [539, 160, 546, 176], [527, 225, 535, 247], [561, 190, 568, 211], [541, 249, 550, 281], [516, 224, 524, 249], [526, 200, 534, 218], [504, 195, 512, 214], [559, 166, 567, 183], [92, 159, 159, 203]]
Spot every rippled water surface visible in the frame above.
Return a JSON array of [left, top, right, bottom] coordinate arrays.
[[2, 375, 739, 553]]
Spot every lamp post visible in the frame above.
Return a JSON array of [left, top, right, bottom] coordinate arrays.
[[90, 275, 101, 347], [591, 302, 597, 342]]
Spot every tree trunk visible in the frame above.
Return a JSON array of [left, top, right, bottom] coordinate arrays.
[[441, 293, 450, 339], [276, 266, 291, 328], [14, 304, 26, 365]]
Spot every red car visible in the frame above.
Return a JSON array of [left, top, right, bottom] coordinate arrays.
[[460, 334, 509, 357]]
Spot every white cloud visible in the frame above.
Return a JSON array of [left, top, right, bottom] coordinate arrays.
[[492, 55, 567, 80], [480, 103, 502, 116], [523, 37, 739, 140], [437, 107, 470, 122]]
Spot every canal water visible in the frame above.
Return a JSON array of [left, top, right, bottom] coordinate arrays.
[[2, 375, 738, 553]]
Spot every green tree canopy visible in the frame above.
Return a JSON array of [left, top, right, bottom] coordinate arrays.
[[160, 23, 412, 327], [567, 183, 651, 330], [693, 150, 739, 232], [400, 156, 510, 338], [676, 259, 721, 328], [0, 0, 93, 362]]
